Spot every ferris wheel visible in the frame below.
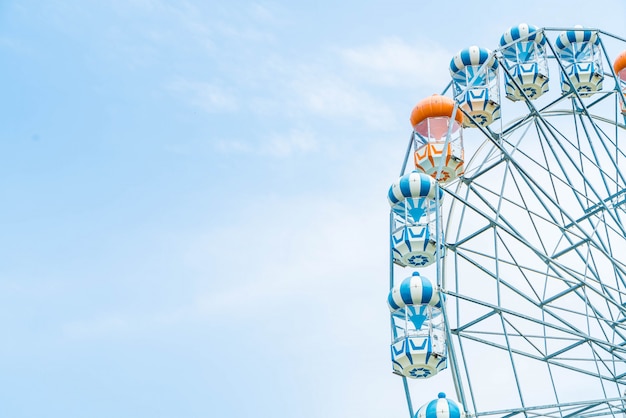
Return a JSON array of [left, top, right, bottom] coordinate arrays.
[[386, 24, 626, 418]]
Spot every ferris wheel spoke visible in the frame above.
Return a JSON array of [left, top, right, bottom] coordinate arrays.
[[449, 211, 621, 338], [446, 288, 622, 351]]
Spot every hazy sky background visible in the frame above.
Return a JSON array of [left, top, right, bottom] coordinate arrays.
[[1, 1, 625, 417]]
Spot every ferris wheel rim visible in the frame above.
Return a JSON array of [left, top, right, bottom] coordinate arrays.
[[389, 25, 626, 418]]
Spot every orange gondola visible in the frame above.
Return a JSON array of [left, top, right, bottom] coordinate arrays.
[[410, 95, 464, 183], [614, 50, 626, 114]]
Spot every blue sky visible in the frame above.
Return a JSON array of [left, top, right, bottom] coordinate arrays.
[[1, 1, 625, 417]]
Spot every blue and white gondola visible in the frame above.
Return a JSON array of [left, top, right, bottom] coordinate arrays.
[[554, 27, 603, 97], [388, 271, 442, 309], [449, 46, 501, 127], [388, 272, 447, 379], [388, 171, 443, 268], [499, 23, 549, 101], [415, 392, 465, 418]]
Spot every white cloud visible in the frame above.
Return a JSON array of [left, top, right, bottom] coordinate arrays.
[[167, 78, 238, 112], [0, 36, 32, 55], [339, 37, 454, 89], [292, 74, 397, 129], [61, 188, 390, 338], [261, 129, 319, 157], [213, 129, 320, 157], [248, 2, 282, 24], [241, 38, 453, 130], [213, 138, 255, 154]]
